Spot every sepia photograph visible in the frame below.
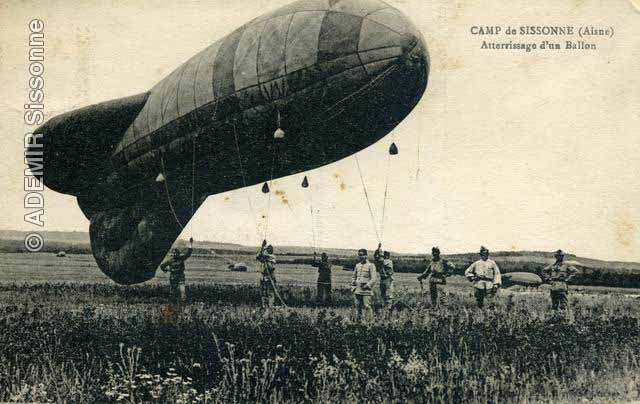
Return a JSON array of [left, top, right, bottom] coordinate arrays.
[[1, 0, 639, 402]]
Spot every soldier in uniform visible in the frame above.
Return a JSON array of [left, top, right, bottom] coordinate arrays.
[[375, 250, 394, 311], [311, 252, 332, 305], [540, 249, 578, 315], [160, 237, 193, 303], [417, 247, 455, 306], [351, 248, 378, 323], [373, 243, 384, 275], [465, 246, 502, 308], [256, 240, 278, 308]]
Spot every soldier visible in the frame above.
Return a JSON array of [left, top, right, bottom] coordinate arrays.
[[373, 243, 384, 274], [311, 252, 332, 305], [465, 246, 501, 308], [417, 247, 455, 306], [256, 240, 278, 308], [373, 244, 393, 309], [540, 249, 578, 315], [160, 237, 193, 303], [378, 251, 395, 311], [351, 248, 378, 323]]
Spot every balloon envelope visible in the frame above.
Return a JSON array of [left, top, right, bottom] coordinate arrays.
[[28, 0, 430, 284]]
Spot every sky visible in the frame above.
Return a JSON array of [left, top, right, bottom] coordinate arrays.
[[1, 0, 639, 261]]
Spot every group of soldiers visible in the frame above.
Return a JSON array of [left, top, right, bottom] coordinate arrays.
[[161, 238, 578, 321], [350, 245, 578, 321], [349, 244, 501, 322]]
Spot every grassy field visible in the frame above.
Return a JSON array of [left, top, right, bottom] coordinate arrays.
[[1, 252, 640, 403]]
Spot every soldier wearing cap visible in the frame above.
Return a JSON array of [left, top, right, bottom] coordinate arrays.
[[417, 247, 455, 306], [311, 252, 332, 305], [374, 248, 395, 311], [351, 248, 378, 323], [465, 246, 502, 308], [540, 249, 578, 314], [160, 237, 194, 303], [256, 240, 278, 308]]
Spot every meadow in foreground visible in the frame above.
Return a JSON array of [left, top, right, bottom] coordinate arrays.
[[1, 282, 639, 403]]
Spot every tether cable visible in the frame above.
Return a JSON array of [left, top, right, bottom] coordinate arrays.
[[354, 154, 381, 243], [232, 122, 261, 237], [160, 153, 186, 230]]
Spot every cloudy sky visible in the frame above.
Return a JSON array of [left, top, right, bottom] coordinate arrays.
[[1, 0, 639, 261]]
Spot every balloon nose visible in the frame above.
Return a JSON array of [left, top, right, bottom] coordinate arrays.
[[400, 32, 418, 56], [357, 7, 426, 74]]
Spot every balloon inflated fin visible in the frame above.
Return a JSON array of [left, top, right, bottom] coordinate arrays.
[[27, 92, 149, 195], [301, 176, 309, 188], [262, 182, 270, 193], [81, 170, 204, 284], [389, 142, 399, 155]]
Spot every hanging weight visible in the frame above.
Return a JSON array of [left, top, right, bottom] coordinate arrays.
[[389, 142, 399, 155]]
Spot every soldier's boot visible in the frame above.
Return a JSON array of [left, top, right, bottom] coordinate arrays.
[[474, 289, 485, 308], [551, 293, 559, 311], [430, 285, 438, 307], [353, 295, 363, 322], [506, 295, 515, 312], [178, 283, 187, 304]]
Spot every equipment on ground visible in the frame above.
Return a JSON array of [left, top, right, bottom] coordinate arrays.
[[228, 263, 248, 272], [501, 272, 543, 288]]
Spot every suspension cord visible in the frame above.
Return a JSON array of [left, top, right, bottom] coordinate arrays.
[[160, 153, 186, 230], [190, 135, 197, 238], [310, 198, 317, 253], [264, 134, 279, 241], [416, 129, 421, 179], [306, 176, 317, 252], [380, 130, 398, 243], [324, 64, 399, 121], [232, 123, 261, 236], [354, 154, 381, 243], [380, 150, 392, 243]]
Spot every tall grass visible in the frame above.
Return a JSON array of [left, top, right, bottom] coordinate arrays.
[[0, 283, 639, 402]]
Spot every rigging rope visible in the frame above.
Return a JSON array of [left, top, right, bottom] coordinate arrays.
[[354, 154, 381, 243], [310, 195, 317, 253], [263, 118, 280, 241], [416, 130, 421, 180], [160, 95, 219, 236], [232, 122, 261, 237], [324, 64, 399, 122], [380, 134, 398, 243], [303, 176, 318, 252], [160, 153, 186, 230], [190, 135, 197, 238], [380, 150, 391, 243]]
